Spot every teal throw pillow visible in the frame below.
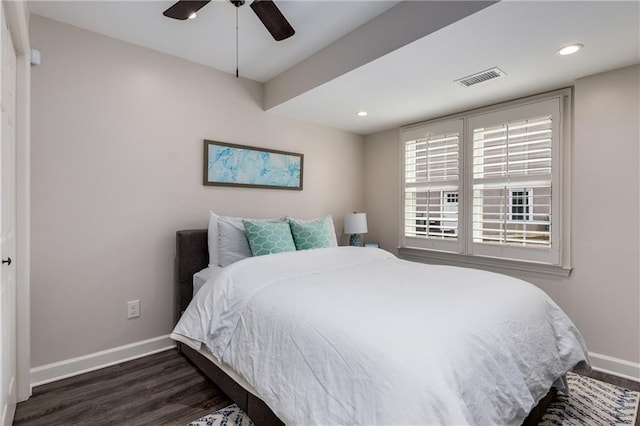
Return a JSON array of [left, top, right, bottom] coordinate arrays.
[[288, 216, 335, 250], [242, 220, 296, 257]]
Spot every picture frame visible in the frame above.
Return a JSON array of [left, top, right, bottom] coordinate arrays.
[[203, 140, 303, 190]]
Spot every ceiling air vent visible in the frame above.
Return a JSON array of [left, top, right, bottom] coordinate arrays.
[[455, 67, 506, 87]]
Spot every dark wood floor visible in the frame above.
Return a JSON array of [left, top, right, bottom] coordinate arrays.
[[14, 348, 640, 426], [14, 349, 231, 426], [581, 368, 640, 392], [578, 367, 640, 392]]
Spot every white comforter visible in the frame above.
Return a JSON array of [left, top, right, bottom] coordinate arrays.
[[171, 247, 588, 425]]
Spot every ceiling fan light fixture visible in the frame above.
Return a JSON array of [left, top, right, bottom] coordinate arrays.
[[188, 12, 197, 19], [556, 44, 583, 56]]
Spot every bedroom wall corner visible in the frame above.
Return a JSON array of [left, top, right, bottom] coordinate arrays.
[[29, 15, 365, 376], [363, 128, 400, 252]]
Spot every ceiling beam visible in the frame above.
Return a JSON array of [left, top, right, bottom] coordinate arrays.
[[264, 1, 497, 111]]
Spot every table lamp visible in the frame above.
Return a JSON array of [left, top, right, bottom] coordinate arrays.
[[344, 212, 368, 246]]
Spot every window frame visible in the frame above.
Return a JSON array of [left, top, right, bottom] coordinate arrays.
[[399, 89, 572, 275]]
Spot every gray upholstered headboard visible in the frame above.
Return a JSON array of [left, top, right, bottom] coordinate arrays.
[[175, 229, 208, 324]]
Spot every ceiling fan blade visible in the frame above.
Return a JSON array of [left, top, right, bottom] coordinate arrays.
[[163, 0, 211, 20], [250, 0, 295, 41]]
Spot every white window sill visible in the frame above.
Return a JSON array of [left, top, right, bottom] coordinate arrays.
[[397, 246, 572, 278]]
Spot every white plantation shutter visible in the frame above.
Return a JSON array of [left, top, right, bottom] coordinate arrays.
[[472, 116, 552, 245], [402, 119, 463, 252], [468, 98, 561, 264], [400, 94, 566, 267]]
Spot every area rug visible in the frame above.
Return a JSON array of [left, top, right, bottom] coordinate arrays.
[[188, 373, 640, 426], [539, 372, 639, 425], [188, 404, 254, 426]]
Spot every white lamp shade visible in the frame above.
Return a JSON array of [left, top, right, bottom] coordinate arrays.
[[344, 213, 368, 234]]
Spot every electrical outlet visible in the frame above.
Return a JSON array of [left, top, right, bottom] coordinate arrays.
[[127, 300, 140, 319]]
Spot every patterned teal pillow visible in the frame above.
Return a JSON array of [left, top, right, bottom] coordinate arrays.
[[288, 216, 335, 250], [242, 220, 296, 257]]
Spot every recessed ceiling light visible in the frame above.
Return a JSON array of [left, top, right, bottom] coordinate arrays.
[[188, 12, 197, 19], [357, 111, 368, 117], [556, 44, 583, 56]]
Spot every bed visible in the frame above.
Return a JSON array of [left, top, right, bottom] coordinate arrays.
[[172, 228, 588, 425]]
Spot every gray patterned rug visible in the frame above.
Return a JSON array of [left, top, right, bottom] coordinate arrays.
[[188, 373, 639, 426], [539, 372, 639, 425], [188, 404, 254, 426]]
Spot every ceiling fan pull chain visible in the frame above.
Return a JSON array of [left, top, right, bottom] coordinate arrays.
[[235, 6, 239, 78], [162, 0, 295, 77]]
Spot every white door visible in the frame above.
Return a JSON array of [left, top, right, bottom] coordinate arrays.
[[0, 4, 17, 425]]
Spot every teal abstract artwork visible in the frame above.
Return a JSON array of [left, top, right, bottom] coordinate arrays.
[[203, 140, 303, 190]]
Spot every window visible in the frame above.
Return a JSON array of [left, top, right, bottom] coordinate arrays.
[[403, 119, 462, 252], [509, 189, 533, 222], [401, 91, 569, 267]]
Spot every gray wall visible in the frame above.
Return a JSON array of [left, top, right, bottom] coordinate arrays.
[[364, 65, 640, 370], [30, 16, 365, 367]]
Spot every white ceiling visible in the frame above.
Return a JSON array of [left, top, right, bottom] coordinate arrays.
[[28, 1, 640, 136], [272, 0, 640, 134], [27, 0, 401, 82]]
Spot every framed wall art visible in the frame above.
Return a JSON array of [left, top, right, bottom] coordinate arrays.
[[203, 140, 303, 190]]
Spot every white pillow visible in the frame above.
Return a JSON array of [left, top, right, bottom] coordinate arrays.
[[207, 211, 220, 268], [217, 215, 286, 267]]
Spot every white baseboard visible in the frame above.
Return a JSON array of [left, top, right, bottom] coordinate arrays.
[[27, 339, 640, 391], [589, 351, 640, 383], [30, 335, 175, 389]]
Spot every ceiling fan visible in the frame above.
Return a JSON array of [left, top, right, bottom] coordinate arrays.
[[163, 0, 295, 42]]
